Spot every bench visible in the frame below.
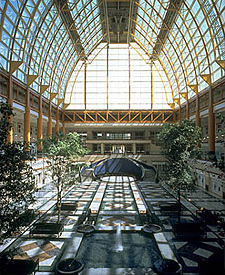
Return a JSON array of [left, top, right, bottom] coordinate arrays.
[[30, 222, 63, 237], [0, 258, 39, 275]]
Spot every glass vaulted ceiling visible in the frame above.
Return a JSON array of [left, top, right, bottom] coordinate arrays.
[[0, 0, 224, 109]]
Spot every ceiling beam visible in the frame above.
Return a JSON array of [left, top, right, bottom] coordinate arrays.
[[151, 0, 184, 61], [53, 0, 87, 60], [99, 0, 139, 44], [127, 0, 136, 44]]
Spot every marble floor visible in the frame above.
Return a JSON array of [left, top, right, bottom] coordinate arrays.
[[137, 181, 224, 274], [1, 168, 224, 275]]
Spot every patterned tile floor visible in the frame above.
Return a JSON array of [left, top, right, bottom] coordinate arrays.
[[137, 181, 225, 274], [1, 168, 224, 274]]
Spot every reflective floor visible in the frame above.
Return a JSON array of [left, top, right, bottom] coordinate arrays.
[[1, 168, 224, 275]]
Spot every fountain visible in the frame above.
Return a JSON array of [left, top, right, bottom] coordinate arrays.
[[56, 258, 84, 275], [76, 231, 161, 268], [142, 224, 162, 234], [76, 224, 95, 234], [112, 223, 124, 253]]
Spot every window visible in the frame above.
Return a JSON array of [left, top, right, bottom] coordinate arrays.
[[134, 132, 144, 139], [136, 144, 145, 153], [17, 123, 22, 134]]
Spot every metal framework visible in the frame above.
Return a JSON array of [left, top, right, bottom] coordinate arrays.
[[0, 0, 224, 121], [151, 0, 184, 60], [53, 0, 86, 59], [64, 110, 174, 123]]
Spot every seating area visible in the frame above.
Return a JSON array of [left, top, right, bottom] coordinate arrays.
[[1, 1, 225, 274], [0, 169, 224, 275]]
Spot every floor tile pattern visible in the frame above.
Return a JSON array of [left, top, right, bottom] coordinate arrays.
[[137, 180, 224, 274], [2, 166, 224, 274]]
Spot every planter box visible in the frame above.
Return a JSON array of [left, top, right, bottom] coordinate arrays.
[[56, 258, 84, 275], [30, 222, 63, 237], [61, 202, 78, 211], [160, 203, 183, 212]]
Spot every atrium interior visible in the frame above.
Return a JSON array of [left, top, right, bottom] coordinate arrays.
[[0, 0, 225, 275]]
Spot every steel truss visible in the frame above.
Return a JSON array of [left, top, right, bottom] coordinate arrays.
[[64, 110, 174, 123]]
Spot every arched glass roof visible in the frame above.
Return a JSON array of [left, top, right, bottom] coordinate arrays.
[[0, 0, 224, 110]]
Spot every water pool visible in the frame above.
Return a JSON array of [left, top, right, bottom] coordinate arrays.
[[76, 232, 161, 268]]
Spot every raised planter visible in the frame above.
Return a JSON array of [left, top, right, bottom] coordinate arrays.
[[160, 203, 182, 212], [76, 224, 95, 234], [61, 202, 78, 211], [153, 258, 182, 275], [30, 222, 63, 237], [174, 222, 206, 239], [160, 204, 183, 216], [56, 258, 84, 275], [142, 224, 162, 234]]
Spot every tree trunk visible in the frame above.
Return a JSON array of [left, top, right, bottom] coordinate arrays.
[[79, 166, 82, 183], [57, 181, 62, 224], [177, 189, 181, 224]]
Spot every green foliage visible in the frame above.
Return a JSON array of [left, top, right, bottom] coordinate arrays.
[[42, 132, 88, 158], [0, 102, 35, 243], [158, 119, 201, 193], [40, 132, 88, 222]]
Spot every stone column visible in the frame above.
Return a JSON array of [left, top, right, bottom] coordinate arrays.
[[55, 108, 60, 133], [24, 88, 30, 148], [208, 88, 215, 159], [62, 121, 65, 135], [47, 103, 52, 136], [7, 75, 13, 143], [37, 96, 43, 151], [101, 143, 105, 154], [132, 143, 136, 154], [196, 95, 201, 127]]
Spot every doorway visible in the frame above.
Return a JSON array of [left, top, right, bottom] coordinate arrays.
[[112, 145, 125, 154]]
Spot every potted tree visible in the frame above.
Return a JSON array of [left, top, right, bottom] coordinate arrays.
[[0, 102, 37, 273], [33, 132, 88, 235], [56, 258, 84, 275], [158, 119, 203, 237], [0, 102, 36, 243]]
